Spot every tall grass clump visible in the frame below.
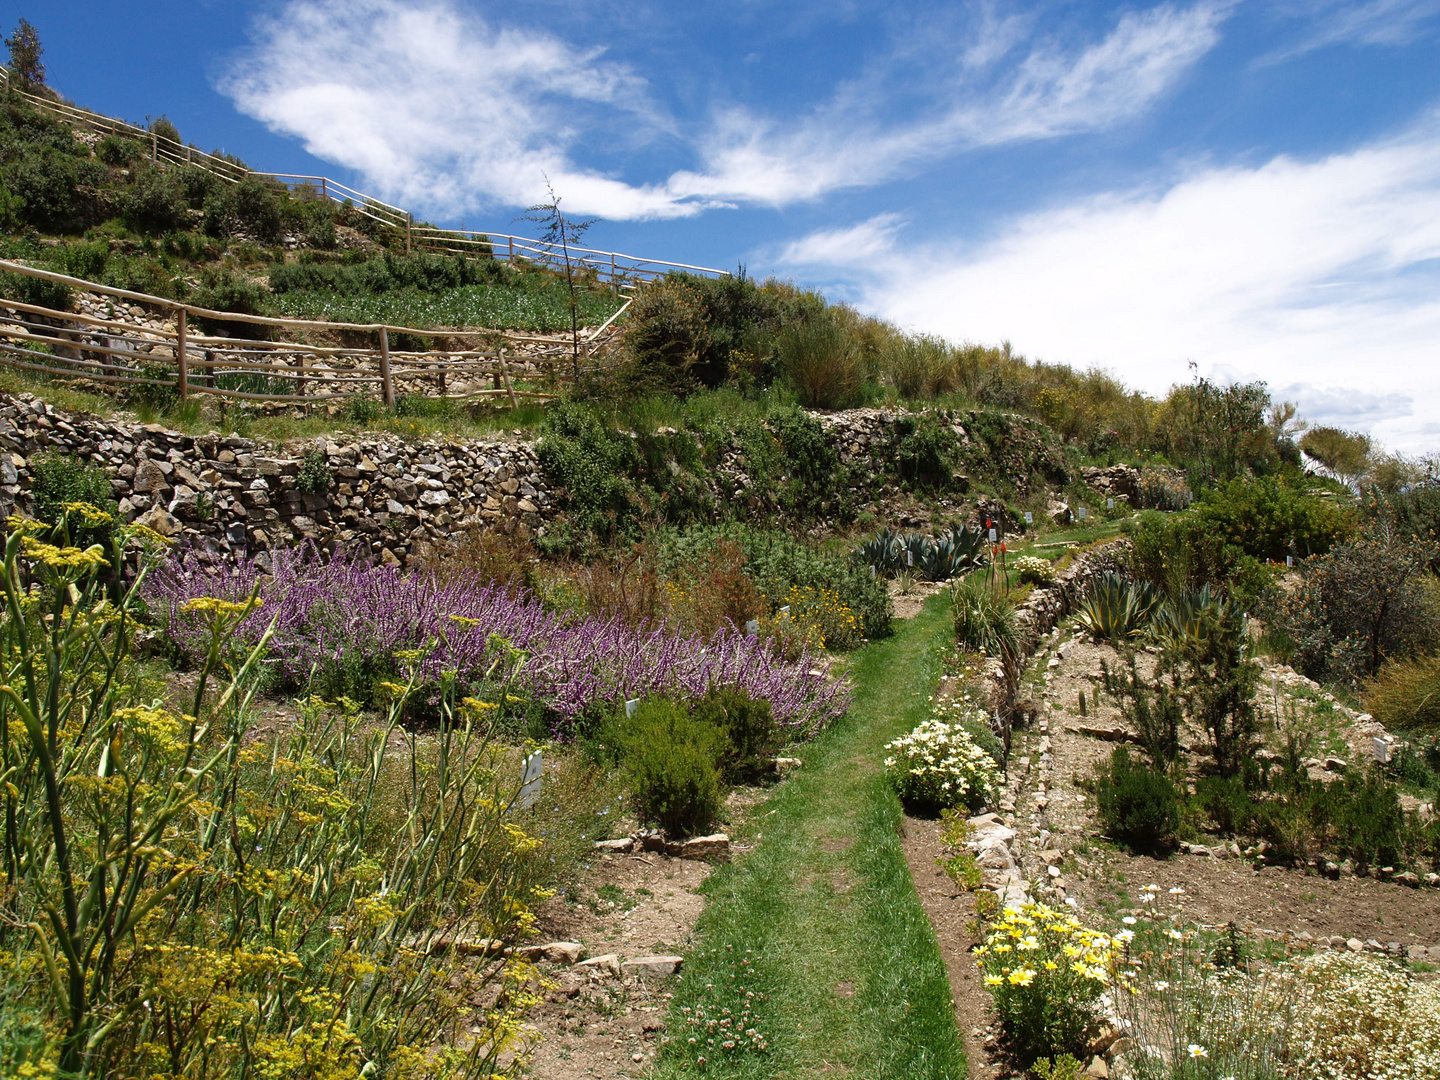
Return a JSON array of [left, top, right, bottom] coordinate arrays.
[[0, 509, 545, 1078], [777, 314, 864, 409]]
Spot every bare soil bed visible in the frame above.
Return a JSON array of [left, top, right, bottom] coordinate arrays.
[[520, 851, 712, 1080]]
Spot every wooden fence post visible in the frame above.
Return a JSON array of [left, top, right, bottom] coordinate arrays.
[[378, 328, 394, 408], [175, 308, 188, 402], [508, 237, 514, 263], [498, 347, 518, 410], [406, 213, 412, 254], [611, 253, 617, 295]]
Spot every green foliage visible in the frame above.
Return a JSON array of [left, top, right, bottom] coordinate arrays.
[[690, 686, 782, 783], [191, 269, 272, 339], [269, 249, 505, 296], [1301, 425, 1373, 487], [5, 18, 44, 88], [202, 176, 283, 242], [659, 522, 891, 640], [1075, 573, 1158, 643], [54, 240, 108, 281], [28, 452, 117, 547], [1277, 531, 1440, 684], [537, 402, 640, 547], [614, 700, 725, 837], [1166, 595, 1258, 779], [343, 395, 386, 424], [892, 412, 958, 490], [1127, 476, 1352, 601], [122, 167, 188, 233], [96, 133, 145, 166], [296, 449, 332, 495], [1095, 747, 1179, 852]]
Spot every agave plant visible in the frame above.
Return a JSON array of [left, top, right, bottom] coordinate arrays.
[[1150, 584, 1242, 653], [939, 524, 989, 571], [853, 528, 904, 576], [1075, 573, 1159, 643]]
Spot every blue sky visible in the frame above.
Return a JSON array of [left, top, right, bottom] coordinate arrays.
[[31, 0, 1440, 451]]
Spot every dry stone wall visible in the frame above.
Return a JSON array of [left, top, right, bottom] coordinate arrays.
[[0, 393, 554, 563]]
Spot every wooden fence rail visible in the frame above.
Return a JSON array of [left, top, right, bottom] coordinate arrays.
[[0, 260, 630, 408], [0, 72, 728, 285]]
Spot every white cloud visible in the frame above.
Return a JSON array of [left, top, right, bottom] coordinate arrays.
[[782, 117, 1440, 452], [223, 0, 705, 221], [669, 2, 1229, 205], [778, 214, 906, 264], [1263, 0, 1440, 62], [224, 0, 1226, 218]]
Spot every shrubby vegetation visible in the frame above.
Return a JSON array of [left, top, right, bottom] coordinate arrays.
[[0, 508, 554, 1077]]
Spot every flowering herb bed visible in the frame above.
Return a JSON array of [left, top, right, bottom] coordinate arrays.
[[148, 545, 851, 736]]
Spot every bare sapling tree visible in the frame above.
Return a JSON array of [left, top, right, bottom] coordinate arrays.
[[520, 178, 597, 380]]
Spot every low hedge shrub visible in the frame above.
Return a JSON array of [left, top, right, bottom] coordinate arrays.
[[1094, 748, 1179, 853]]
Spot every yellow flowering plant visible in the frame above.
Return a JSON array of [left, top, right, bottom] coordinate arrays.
[[0, 515, 548, 1079], [975, 903, 1130, 1064]]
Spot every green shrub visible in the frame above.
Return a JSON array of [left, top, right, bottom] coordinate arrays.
[[122, 168, 188, 234], [616, 701, 725, 837], [1094, 747, 1179, 852], [778, 313, 863, 409], [55, 240, 108, 281], [1195, 775, 1254, 835], [29, 452, 118, 547], [192, 271, 272, 339], [892, 413, 958, 490], [344, 396, 385, 424], [1099, 654, 1183, 768], [296, 450, 332, 495], [1277, 533, 1440, 684], [690, 686, 782, 782], [96, 133, 145, 166]]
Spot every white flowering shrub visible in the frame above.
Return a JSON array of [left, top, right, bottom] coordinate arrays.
[[1014, 555, 1056, 585], [1115, 912, 1440, 1080], [884, 716, 1000, 811]]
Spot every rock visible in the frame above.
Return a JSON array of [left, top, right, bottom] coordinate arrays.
[[576, 954, 621, 978], [680, 834, 730, 861], [622, 956, 684, 978], [134, 506, 181, 537], [1425, 873, 1440, 887], [1407, 945, 1429, 960], [1396, 871, 1420, 887], [132, 460, 169, 493], [773, 757, 803, 773], [1346, 938, 1364, 952], [636, 831, 668, 854], [541, 941, 585, 965], [593, 837, 635, 854], [1324, 757, 1348, 772], [1086, 1056, 1109, 1079]]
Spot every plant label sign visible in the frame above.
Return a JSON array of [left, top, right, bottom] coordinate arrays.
[[745, 619, 759, 635], [989, 528, 997, 543], [1286, 555, 1294, 568], [906, 549, 913, 567], [780, 605, 791, 619], [625, 698, 640, 718], [519, 751, 543, 810], [1107, 497, 1114, 509], [1024, 511, 1033, 525], [1077, 506, 1087, 520]]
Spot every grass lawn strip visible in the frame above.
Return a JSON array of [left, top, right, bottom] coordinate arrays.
[[653, 593, 966, 1079]]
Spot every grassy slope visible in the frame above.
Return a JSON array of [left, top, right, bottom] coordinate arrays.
[[654, 593, 965, 1080]]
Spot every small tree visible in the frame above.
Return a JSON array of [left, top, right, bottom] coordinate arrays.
[[1301, 426, 1373, 490], [5, 18, 43, 89], [520, 179, 596, 380]]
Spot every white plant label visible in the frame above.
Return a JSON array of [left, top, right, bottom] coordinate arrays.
[[625, 698, 640, 718], [518, 751, 543, 810]]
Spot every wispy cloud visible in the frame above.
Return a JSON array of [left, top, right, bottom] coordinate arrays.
[[781, 116, 1440, 451], [1260, 0, 1440, 63], [223, 0, 1227, 219], [669, 2, 1230, 204]]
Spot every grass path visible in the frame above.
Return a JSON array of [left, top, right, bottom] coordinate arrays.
[[654, 593, 966, 1079]]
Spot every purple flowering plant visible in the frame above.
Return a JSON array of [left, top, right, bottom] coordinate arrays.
[[147, 544, 851, 737]]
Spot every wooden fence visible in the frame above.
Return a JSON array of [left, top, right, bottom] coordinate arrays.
[[0, 260, 630, 408], [0, 72, 728, 287]]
